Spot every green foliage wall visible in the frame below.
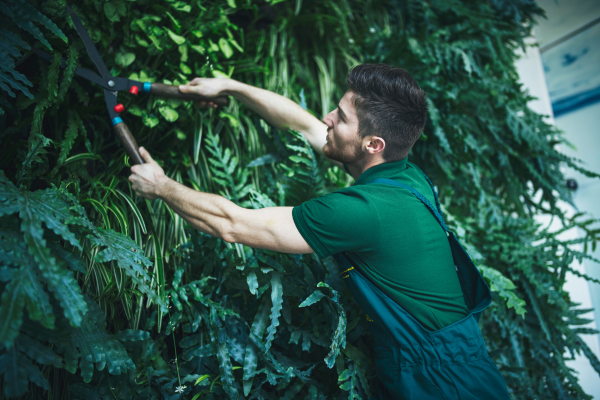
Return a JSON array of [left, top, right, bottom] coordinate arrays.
[[1, 0, 599, 399]]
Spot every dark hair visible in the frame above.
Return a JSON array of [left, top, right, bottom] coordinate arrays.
[[347, 64, 428, 161]]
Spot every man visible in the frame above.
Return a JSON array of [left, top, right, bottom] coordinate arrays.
[[129, 64, 510, 399]]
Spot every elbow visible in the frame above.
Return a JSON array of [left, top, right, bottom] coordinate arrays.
[[219, 220, 237, 244], [219, 209, 243, 244]]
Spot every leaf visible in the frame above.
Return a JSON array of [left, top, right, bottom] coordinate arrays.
[[265, 271, 283, 352], [0, 348, 36, 398], [103, 1, 126, 22], [247, 271, 258, 295], [166, 28, 186, 45], [227, 0, 237, 8], [299, 290, 325, 307], [219, 38, 233, 58], [56, 112, 79, 167], [63, 153, 103, 166], [88, 228, 163, 309], [158, 106, 179, 122], [208, 307, 238, 399], [115, 52, 136, 68], [114, 329, 150, 341], [243, 296, 270, 395], [70, 297, 137, 382], [114, 189, 147, 234], [16, 334, 62, 367], [247, 153, 282, 167], [142, 112, 159, 128]]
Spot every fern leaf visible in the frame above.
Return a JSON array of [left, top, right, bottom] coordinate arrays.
[[243, 296, 270, 396], [0, 58, 33, 98], [46, 52, 61, 102], [56, 112, 79, 167], [247, 271, 258, 294], [299, 290, 325, 307], [17, 133, 52, 187], [0, 177, 88, 328], [314, 283, 347, 369], [56, 46, 78, 104], [0, 348, 35, 398], [16, 334, 62, 367], [9, 0, 67, 50], [0, 75, 16, 97], [0, 28, 30, 51], [208, 307, 238, 399], [0, 272, 26, 347], [265, 271, 283, 352], [88, 228, 164, 308], [70, 297, 137, 383]]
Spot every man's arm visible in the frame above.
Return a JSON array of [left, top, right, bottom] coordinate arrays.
[[179, 78, 340, 165], [130, 148, 314, 254]]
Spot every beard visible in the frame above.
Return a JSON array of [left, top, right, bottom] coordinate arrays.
[[322, 130, 366, 165]]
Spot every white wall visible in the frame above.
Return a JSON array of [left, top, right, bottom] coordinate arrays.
[[514, 18, 600, 400]]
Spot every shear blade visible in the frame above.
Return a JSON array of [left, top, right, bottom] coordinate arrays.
[[66, 5, 112, 81]]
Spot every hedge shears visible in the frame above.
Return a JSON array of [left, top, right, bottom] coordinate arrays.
[[33, 5, 228, 165]]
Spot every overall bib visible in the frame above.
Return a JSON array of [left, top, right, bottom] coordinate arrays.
[[332, 174, 510, 400]]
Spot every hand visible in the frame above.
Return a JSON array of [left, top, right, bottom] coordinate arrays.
[[129, 147, 168, 200], [179, 78, 231, 108]]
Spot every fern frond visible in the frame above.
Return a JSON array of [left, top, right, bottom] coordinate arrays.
[[264, 271, 283, 352], [68, 297, 143, 383], [8, 0, 67, 50]]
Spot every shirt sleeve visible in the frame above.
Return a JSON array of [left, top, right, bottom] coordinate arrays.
[[292, 188, 379, 259]]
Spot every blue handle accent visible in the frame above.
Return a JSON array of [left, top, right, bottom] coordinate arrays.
[[112, 117, 123, 126], [143, 82, 151, 93]]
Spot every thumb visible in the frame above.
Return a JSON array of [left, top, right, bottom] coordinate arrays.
[[178, 84, 196, 94], [139, 147, 155, 163]]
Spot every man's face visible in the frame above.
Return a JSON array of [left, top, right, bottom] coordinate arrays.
[[322, 91, 366, 165]]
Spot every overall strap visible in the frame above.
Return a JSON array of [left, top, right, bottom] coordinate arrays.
[[409, 164, 443, 217], [368, 178, 448, 232]]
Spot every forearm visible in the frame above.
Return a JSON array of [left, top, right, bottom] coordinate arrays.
[[156, 177, 238, 240], [225, 80, 319, 134]]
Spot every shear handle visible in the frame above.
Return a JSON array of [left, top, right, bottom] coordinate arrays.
[[113, 120, 144, 165], [149, 83, 229, 106]]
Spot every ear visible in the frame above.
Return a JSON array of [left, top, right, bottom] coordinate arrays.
[[365, 136, 385, 155]]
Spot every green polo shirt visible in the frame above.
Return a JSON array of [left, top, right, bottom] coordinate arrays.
[[292, 159, 468, 331]]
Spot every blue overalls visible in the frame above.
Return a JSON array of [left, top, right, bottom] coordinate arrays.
[[332, 174, 510, 399]]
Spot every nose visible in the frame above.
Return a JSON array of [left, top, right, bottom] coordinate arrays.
[[323, 110, 335, 129]]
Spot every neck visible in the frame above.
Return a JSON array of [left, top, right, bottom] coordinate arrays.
[[347, 155, 387, 180]]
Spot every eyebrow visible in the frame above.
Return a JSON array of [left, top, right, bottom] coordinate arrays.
[[337, 102, 347, 121]]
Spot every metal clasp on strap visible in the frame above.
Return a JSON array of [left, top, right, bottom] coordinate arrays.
[[340, 267, 354, 279]]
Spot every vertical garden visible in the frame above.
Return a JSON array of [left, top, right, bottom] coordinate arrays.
[[1, 0, 599, 398]]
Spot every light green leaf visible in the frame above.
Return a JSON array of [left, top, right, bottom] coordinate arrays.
[[115, 52, 135, 68], [219, 38, 233, 58], [158, 106, 179, 122], [142, 112, 159, 128], [299, 290, 325, 307], [247, 271, 258, 295], [166, 28, 186, 45]]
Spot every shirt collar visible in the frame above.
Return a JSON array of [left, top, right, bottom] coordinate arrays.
[[354, 158, 408, 186]]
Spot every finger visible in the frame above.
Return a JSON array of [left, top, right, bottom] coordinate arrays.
[[139, 146, 155, 163], [190, 77, 203, 85], [179, 84, 194, 93]]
